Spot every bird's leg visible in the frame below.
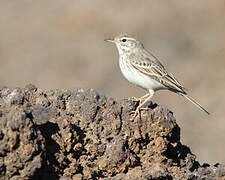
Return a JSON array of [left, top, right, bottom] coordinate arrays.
[[132, 93, 149, 102], [131, 92, 154, 120]]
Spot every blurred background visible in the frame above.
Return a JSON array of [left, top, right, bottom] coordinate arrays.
[[0, 0, 224, 164]]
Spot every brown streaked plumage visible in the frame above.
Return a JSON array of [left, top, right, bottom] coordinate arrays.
[[105, 34, 210, 118]]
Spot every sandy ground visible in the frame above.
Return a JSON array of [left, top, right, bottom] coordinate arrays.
[[0, 0, 225, 164]]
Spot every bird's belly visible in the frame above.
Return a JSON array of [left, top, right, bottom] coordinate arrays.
[[119, 59, 164, 91]]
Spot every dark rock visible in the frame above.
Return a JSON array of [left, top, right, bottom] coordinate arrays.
[[0, 95, 45, 179], [0, 85, 224, 179]]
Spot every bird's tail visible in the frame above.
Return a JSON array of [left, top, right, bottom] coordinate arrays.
[[178, 93, 210, 115]]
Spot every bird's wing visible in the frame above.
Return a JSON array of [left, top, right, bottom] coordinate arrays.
[[130, 51, 187, 94]]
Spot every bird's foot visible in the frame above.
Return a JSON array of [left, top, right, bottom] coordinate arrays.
[[130, 107, 151, 120], [130, 93, 154, 120], [130, 102, 153, 120], [130, 107, 141, 120]]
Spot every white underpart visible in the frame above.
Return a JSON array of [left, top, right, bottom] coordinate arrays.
[[119, 55, 165, 95]]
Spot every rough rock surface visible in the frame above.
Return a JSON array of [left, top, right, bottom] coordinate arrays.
[[0, 85, 224, 180]]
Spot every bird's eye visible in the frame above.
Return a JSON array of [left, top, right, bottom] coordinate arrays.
[[122, 38, 127, 42]]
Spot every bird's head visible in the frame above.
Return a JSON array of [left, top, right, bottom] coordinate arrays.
[[105, 34, 144, 54]]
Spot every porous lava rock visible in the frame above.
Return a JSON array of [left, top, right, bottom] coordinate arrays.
[[0, 85, 224, 179]]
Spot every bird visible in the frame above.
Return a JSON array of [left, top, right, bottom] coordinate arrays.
[[105, 34, 210, 119]]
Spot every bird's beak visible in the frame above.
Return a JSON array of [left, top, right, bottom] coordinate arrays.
[[104, 38, 115, 43]]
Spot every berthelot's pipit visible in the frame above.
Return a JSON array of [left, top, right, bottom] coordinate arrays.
[[105, 34, 210, 118]]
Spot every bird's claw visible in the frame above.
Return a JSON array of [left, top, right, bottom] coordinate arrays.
[[130, 109, 140, 120], [130, 107, 150, 120], [130, 106, 143, 120]]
